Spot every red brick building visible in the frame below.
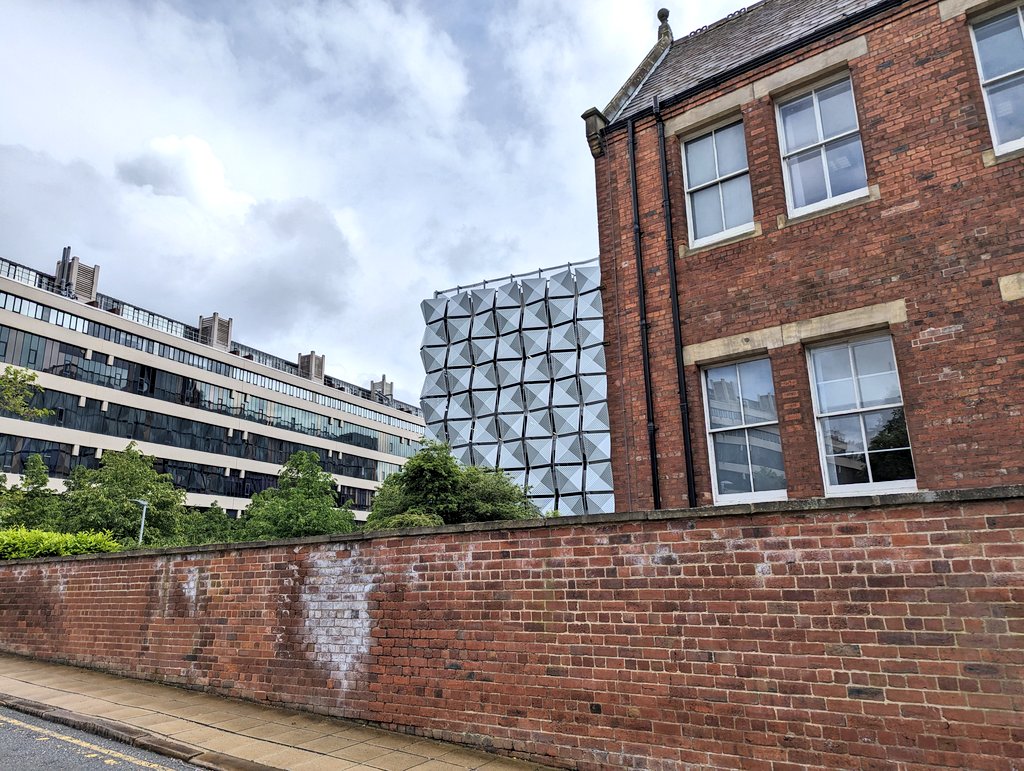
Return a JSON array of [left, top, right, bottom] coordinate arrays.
[[583, 0, 1023, 513]]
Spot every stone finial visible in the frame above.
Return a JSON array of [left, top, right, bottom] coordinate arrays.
[[658, 8, 673, 41]]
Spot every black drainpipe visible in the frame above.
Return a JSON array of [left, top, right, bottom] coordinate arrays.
[[627, 117, 661, 510], [654, 98, 697, 508]]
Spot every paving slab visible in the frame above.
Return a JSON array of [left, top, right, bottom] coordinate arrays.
[[0, 652, 552, 770]]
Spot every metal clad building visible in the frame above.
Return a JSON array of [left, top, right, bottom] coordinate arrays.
[[420, 261, 613, 516]]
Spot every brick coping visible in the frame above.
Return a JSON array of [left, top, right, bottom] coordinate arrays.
[[3, 483, 1021, 567]]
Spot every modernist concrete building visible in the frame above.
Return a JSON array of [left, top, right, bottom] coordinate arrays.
[[582, 0, 1023, 512], [0, 252, 424, 516], [420, 262, 614, 516]]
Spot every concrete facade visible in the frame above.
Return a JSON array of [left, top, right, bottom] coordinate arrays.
[[0, 256, 424, 515]]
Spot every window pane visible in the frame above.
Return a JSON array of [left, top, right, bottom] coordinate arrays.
[[705, 364, 742, 429], [852, 338, 896, 375], [721, 174, 754, 230], [715, 123, 748, 176], [691, 184, 725, 240], [738, 358, 776, 423], [825, 135, 868, 196], [826, 453, 870, 486], [864, 408, 909, 451], [975, 11, 1024, 81], [817, 79, 858, 138], [817, 379, 857, 413], [685, 133, 717, 187], [821, 415, 864, 454], [858, 372, 901, 407], [780, 94, 819, 152], [869, 449, 915, 482], [749, 426, 786, 491], [787, 148, 828, 208], [988, 72, 1024, 147], [713, 430, 752, 494], [813, 346, 853, 382]]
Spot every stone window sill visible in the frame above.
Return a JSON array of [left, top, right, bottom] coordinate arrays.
[[982, 146, 1024, 167], [680, 222, 763, 257], [776, 184, 881, 230]]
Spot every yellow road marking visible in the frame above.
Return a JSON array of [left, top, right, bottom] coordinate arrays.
[[0, 712, 178, 769]]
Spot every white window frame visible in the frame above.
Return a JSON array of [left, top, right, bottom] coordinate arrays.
[[681, 118, 756, 249], [806, 333, 917, 497], [775, 73, 869, 217], [701, 355, 787, 505], [969, 3, 1024, 156]]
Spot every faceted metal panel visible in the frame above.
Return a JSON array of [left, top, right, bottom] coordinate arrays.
[[520, 277, 548, 305], [420, 370, 448, 399], [471, 363, 498, 392], [421, 296, 448, 324], [548, 351, 577, 380], [495, 306, 523, 335], [421, 321, 447, 347], [446, 367, 472, 394], [473, 442, 499, 468], [449, 291, 473, 317], [549, 323, 577, 352], [522, 302, 548, 329], [548, 269, 576, 299], [576, 318, 604, 348], [548, 296, 575, 326], [421, 345, 446, 374], [448, 340, 473, 369], [494, 282, 522, 309], [575, 265, 601, 294], [420, 261, 613, 515]]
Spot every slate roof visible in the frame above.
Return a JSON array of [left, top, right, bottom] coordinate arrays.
[[610, 0, 897, 124]]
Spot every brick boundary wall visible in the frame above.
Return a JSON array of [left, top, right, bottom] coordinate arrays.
[[1, 487, 1022, 769]]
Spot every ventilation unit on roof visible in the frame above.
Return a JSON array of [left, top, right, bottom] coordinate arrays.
[[198, 313, 233, 351], [299, 351, 325, 383], [54, 247, 100, 302]]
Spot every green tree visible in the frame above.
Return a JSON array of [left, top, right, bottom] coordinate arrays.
[[177, 502, 240, 546], [239, 451, 354, 540], [6, 454, 62, 530], [365, 441, 539, 530], [62, 443, 186, 545], [0, 365, 52, 420]]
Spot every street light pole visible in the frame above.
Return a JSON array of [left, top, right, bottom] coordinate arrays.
[[130, 499, 149, 546]]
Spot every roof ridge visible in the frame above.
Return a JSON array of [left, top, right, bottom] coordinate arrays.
[[673, 0, 767, 46]]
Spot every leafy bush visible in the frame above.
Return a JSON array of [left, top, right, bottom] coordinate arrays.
[[364, 510, 445, 531], [0, 527, 122, 559], [367, 441, 539, 527]]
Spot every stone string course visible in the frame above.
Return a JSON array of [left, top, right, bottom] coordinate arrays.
[[1, 490, 1022, 769]]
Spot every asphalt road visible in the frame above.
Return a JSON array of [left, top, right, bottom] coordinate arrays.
[[0, 706, 196, 770]]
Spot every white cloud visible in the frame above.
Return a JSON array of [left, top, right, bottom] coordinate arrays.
[[0, 0, 749, 404]]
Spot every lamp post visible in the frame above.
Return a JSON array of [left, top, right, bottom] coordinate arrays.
[[130, 499, 149, 546]]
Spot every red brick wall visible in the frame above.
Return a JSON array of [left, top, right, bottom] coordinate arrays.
[[594, 1, 1024, 512], [2, 492, 1022, 769]]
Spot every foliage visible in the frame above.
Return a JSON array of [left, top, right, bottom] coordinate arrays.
[[61, 443, 186, 545], [0, 365, 52, 420], [0, 527, 121, 560], [239, 451, 354, 540], [366, 441, 539, 529], [3, 454, 63, 530], [364, 509, 445, 531], [176, 502, 241, 546]]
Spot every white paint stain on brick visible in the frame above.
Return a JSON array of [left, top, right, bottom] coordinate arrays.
[[300, 545, 375, 695]]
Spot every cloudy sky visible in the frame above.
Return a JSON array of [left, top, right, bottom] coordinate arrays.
[[0, 0, 746, 404]]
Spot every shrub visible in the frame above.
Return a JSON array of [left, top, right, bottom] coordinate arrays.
[[0, 527, 122, 559]]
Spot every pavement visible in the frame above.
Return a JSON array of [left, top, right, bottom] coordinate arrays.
[[0, 653, 551, 771]]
